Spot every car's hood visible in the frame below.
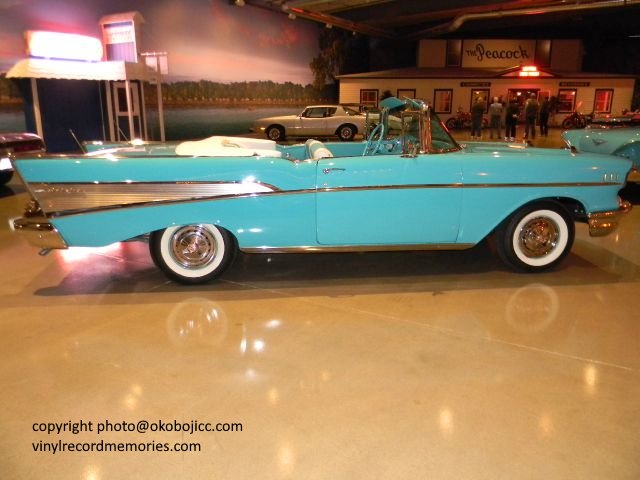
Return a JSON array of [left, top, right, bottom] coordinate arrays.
[[460, 141, 632, 183]]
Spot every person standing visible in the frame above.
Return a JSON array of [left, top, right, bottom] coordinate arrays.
[[524, 93, 540, 140], [539, 96, 550, 137], [470, 97, 486, 140], [504, 98, 519, 142], [488, 97, 503, 140]]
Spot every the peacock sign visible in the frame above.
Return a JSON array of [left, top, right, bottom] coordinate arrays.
[[461, 40, 536, 68]]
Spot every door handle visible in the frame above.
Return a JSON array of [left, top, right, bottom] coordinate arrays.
[[322, 168, 346, 174]]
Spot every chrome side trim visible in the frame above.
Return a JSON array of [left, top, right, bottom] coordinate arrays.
[[318, 181, 622, 193], [11, 216, 68, 249], [241, 243, 475, 253], [31, 181, 279, 215], [28, 179, 624, 218], [587, 200, 632, 237]]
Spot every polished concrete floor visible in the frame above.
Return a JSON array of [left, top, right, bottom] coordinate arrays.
[[1, 135, 639, 479]]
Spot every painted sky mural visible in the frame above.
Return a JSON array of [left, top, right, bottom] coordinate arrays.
[[0, 0, 320, 84]]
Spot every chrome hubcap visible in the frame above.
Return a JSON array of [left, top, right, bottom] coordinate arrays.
[[268, 129, 280, 140], [518, 216, 559, 258], [170, 226, 217, 269]]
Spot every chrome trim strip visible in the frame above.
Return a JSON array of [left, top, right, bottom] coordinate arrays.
[[241, 243, 475, 253], [587, 200, 632, 237], [29, 179, 624, 218], [318, 181, 621, 193], [12, 217, 68, 249], [31, 181, 279, 215]]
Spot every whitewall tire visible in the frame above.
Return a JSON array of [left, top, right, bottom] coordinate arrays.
[[150, 224, 235, 284], [495, 202, 574, 272]]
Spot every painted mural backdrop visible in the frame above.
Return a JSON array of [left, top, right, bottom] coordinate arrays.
[[0, 0, 324, 136], [0, 0, 319, 82]]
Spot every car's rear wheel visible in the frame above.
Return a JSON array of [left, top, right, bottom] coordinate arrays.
[[266, 125, 285, 141], [494, 202, 574, 272], [337, 124, 356, 141], [150, 224, 236, 284]]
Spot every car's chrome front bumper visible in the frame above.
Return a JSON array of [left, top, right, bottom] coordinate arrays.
[[587, 200, 632, 237], [10, 216, 68, 250]]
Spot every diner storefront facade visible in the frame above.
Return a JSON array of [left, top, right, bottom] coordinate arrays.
[[338, 39, 636, 125]]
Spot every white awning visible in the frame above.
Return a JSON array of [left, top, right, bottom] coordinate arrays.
[[6, 58, 157, 82]]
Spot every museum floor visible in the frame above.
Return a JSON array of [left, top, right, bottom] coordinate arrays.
[[1, 130, 639, 479]]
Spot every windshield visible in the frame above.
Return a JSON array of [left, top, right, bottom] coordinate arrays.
[[367, 97, 461, 154], [429, 111, 460, 153]]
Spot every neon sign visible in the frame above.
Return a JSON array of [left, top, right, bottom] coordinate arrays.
[[519, 66, 540, 77]]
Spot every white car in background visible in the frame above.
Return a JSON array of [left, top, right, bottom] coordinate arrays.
[[0, 133, 45, 185], [251, 105, 366, 142]]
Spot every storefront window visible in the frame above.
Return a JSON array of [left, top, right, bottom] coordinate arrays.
[[557, 89, 577, 113], [594, 89, 614, 113], [360, 89, 378, 109], [470, 89, 489, 112], [433, 89, 453, 114]]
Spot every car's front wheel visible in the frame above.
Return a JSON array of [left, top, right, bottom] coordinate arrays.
[[150, 224, 236, 284], [266, 125, 285, 141], [494, 202, 574, 272], [337, 124, 356, 141]]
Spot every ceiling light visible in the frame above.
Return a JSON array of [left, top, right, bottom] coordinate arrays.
[[234, 0, 245, 6]]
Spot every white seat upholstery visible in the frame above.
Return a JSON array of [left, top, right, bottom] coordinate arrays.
[[176, 136, 281, 157], [305, 139, 333, 160]]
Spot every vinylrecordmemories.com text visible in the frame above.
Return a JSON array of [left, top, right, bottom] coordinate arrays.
[[31, 419, 243, 455]]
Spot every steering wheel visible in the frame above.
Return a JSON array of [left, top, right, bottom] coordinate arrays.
[[363, 122, 385, 156]]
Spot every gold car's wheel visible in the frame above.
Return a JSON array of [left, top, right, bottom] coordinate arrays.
[[495, 202, 574, 272], [150, 224, 236, 284], [337, 124, 356, 141], [266, 125, 285, 141]]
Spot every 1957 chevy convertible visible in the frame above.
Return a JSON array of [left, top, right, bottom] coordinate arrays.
[[10, 98, 632, 284]]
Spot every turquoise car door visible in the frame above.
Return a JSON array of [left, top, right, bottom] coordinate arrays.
[[316, 153, 463, 245]]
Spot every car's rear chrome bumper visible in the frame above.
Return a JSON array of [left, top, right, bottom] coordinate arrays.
[[587, 200, 632, 237], [10, 216, 68, 249]]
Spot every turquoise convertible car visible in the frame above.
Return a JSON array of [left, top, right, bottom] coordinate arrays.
[[10, 98, 633, 284], [562, 125, 640, 183]]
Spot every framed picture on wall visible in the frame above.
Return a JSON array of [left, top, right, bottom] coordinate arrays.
[[433, 89, 453, 114]]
